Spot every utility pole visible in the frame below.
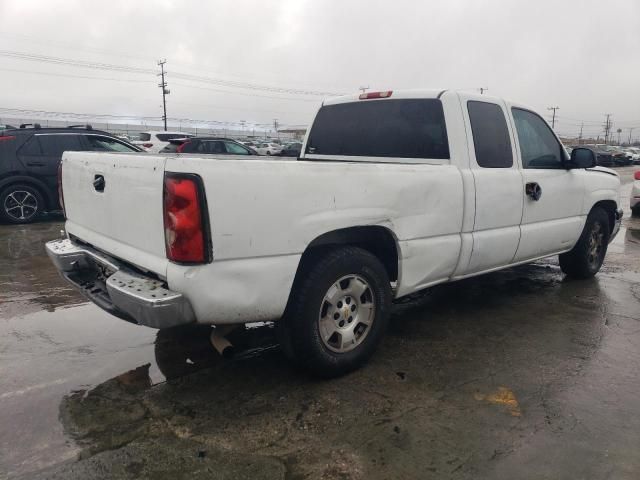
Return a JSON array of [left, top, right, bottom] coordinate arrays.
[[157, 59, 169, 131], [547, 106, 559, 129], [273, 118, 279, 140], [578, 122, 584, 145], [359, 85, 370, 94], [603, 114, 612, 145], [616, 128, 622, 145], [479, 87, 488, 95], [628, 127, 635, 145]]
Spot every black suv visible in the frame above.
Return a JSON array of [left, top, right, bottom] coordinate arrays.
[[0, 124, 142, 224]]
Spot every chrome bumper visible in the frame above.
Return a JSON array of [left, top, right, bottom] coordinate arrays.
[[609, 208, 623, 243], [45, 238, 195, 329]]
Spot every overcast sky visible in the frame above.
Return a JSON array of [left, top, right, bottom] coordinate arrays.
[[0, 0, 639, 137]]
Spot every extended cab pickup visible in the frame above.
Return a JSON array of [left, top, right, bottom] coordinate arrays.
[[46, 89, 622, 376]]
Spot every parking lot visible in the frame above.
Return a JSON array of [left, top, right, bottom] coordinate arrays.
[[0, 167, 636, 479]]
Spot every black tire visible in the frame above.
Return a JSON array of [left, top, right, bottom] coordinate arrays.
[[0, 184, 45, 224], [281, 246, 392, 377], [559, 207, 610, 279]]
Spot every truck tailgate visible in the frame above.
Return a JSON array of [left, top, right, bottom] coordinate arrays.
[[62, 152, 169, 277]]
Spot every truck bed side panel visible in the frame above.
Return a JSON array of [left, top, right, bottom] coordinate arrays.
[[165, 157, 464, 323]]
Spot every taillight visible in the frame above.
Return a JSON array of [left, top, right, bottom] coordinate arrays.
[[163, 173, 210, 263], [359, 90, 393, 100], [143, 143, 153, 148], [634, 171, 640, 181], [0, 135, 16, 142], [57, 161, 66, 216], [176, 141, 190, 153]]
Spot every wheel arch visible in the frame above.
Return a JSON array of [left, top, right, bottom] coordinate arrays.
[[0, 175, 57, 210], [285, 226, 400, 313], [590, 199, 617, 234]]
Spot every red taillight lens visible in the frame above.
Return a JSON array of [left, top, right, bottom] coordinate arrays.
[[163, 174, 210, 263], [0, 135, 16, 142], [176, 141, 190, 153], [359, 90, 393, 100], [57, 161, 66, 216], [634, 171, 640, 181], [142, 143, 153, 148]]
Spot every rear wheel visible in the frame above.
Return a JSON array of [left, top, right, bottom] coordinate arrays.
[[559, 207, 610, 278], [281, 246, 392, 377], [0, 184, 44, 224]]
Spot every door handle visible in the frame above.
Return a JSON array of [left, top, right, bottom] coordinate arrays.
[[93, 175, 105, 192], [526, 182, 542, 201]]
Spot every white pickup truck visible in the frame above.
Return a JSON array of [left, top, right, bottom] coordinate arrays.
[[46, 89, 622, 376]]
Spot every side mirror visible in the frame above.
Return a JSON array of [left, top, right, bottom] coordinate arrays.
[[569, 148, 597, 169]]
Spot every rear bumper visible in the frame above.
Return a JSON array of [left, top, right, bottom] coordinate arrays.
[[610, 208, 623, 242], [46, 238, 195, 329]]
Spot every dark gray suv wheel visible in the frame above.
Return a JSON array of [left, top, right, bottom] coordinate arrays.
[[0, 184, 44, 224]]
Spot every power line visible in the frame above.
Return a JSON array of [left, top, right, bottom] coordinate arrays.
[[0, 50, 343, 96], [0, 67, 155, 84]]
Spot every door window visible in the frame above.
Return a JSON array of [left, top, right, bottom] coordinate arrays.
[[85, 135, 139, 152], [204, 141, 227, 154], [467, 101, 513, 168], [223, 141, 251, 155], [37, 135, 84, 156], [512, 108, 565, 169]]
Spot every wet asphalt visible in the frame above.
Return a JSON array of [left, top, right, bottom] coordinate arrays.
[[0, 167, 639, 479]]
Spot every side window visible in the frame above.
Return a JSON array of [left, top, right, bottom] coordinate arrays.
[[224, 141, 250, 155], [467, 101, 513, 168], [138, 133, 151, 141], [205, 141, 225, 154], [512, 108, 564, 169], [19, 137, 42, 156], [38, 135, 83, 156], [85, 135, 138, 152]]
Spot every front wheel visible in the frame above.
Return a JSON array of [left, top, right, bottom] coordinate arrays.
[[281, 246, 392, 377], [559, 207, 610, 278]]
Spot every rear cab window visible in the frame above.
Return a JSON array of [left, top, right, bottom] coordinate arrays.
[[305, 98, 449, 161]]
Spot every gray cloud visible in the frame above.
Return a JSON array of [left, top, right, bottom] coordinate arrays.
[[0, 0, 639, 137]]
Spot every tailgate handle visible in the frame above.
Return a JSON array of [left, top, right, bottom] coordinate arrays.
[[93, 174, 105, 193]]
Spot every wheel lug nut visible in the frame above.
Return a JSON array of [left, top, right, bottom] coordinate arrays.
[[348, 316, 353, 322], [334, 313, 340, 320], [351, 305, 356, 311], [345, 297, 351, 304], [337, 301, 343, 308], [339, 320, 345, 327]]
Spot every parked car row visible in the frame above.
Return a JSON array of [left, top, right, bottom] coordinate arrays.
[[566, 144, 640, 167]]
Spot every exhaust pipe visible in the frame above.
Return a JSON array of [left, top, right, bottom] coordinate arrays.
[[210, 326, 236, 358]]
